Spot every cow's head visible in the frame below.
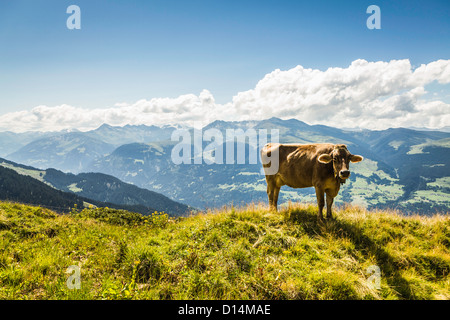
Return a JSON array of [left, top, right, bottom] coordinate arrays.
[[318, 144, 363, 180]]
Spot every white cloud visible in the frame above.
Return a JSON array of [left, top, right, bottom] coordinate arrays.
[[228, 59, 450, 129], [0, 59, 449, 132]]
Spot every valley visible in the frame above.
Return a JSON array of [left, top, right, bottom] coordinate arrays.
[[1, 118, 449, 215]]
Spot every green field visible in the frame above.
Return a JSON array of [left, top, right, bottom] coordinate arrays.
[[0, 201, 449, 300]]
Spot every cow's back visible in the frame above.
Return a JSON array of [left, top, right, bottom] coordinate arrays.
[[261, 143, 335, 188]]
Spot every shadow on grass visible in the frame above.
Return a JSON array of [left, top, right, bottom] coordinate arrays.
[[285, 208, 415, 299]]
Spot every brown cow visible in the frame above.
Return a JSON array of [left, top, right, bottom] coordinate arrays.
[[260, 143, 363, 220]]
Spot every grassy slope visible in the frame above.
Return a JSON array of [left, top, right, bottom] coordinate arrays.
[[0, 201, 449, 300]]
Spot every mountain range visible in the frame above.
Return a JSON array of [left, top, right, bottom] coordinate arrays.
[[1, 118, 449, 215], [0, 164, 152, 214], [0, 157, 192, 216]]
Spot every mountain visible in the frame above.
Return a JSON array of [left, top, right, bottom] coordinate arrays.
[[0, 130, 66, 157], [43, 169, 191, 216], [87, 140, 262, 208], [6, 132, 116, 173], [1, 119, 449, 214], [0, 158, 192, 216], [83, 123, 179, 146], [0, 165, 154, 214], [80, 121, 366, 209], [351, 128, 450, 211], [84, 118, 450, 214], [4, 124, 184, 173], [408, 126, 450, 133]]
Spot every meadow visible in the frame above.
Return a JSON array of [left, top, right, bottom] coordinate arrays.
[[0, 201, 449, 300]]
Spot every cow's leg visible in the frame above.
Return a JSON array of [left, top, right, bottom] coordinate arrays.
[[325, 192, 334, 219], [272, 186, 280, 212], [266, 176, 277, 211], [267, 184, 274, 209], [315, 187, 325, 221]]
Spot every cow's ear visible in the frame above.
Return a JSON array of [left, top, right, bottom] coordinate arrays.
[[318, 154, 332, 164], [350, 154, 363, 163]]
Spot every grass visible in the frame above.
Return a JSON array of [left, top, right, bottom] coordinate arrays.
[[0, 200, 449, 300]]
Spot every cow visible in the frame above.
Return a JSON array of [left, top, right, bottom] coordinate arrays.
[[260, 143, 363, 220]]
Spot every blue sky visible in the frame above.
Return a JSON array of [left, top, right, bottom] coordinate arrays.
[[0, 0, 449, 127]]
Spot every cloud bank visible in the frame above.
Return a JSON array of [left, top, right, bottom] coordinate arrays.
[[1, 59, 449, 132]]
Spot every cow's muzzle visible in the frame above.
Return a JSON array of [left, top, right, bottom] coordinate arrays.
[[339, 170, 350, 179]]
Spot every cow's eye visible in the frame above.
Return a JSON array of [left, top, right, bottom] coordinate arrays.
[[333, 158, 337, 162]]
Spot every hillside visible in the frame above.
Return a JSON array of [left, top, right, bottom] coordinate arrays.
[[6, 132, 116, 173], [3, 125, 180, 173], [0, 201, 448, 300], [0, 130, 69, 157], [0, 158, 192, 216], [0, 165, 157, 215], [43, 169, 192, 216]]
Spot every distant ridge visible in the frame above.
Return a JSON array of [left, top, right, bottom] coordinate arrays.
[[0, 118, 449, 214], [0, 158, 193, 216], [0, 165, 153, 214]]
